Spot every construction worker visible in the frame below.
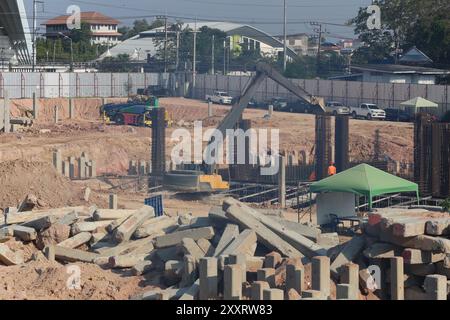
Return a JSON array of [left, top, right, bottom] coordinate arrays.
[[328, 162, 337, 176]]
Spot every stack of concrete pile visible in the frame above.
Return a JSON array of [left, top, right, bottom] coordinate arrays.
[[132, 197, 355, 300], [2, 198, 447, 300], [0, 198, 350, 300], [361, 208, 450, 300], [0, 205, 170, 268]]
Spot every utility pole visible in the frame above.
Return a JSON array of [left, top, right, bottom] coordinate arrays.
[[223, 39, 226, 74], [156, 15, 168, 72], [283, 0, 287, 71], [32, 1, 44, 72], [311, 22, 325, 77], [211, 35, 215, 75], [175, 31, 180, 71], [193, 19, 197, 89]]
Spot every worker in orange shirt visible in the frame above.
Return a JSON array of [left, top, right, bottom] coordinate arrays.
[[328, 162, 337, 176]]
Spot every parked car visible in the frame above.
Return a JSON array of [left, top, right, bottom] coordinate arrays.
[[351, 103, 386, 120], [325, 101, 351, 115], [259, 97, 288, 111], [384, 108, 413, 122], [205, 91, 233, 105], [230, 97, 257, 108], [285, 99, 313, 113]]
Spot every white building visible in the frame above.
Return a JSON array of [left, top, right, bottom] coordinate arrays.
[[100, 21, 298, 62], [44, 12, 121, 45]]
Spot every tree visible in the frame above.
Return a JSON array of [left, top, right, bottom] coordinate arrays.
[[120, 19, 165, 41], [350, 0, 450, 66], [98, 54, 136, 72]]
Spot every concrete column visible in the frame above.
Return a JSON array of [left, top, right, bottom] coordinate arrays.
[[69, 157, 76, 179], [53, 150, 62, 174], [79, 157, 86, 179], [3, 90, 10, 133], [336, 284, 352, 300], [268, 105, 273, 117], [208, 101, 213, 117], [139, 160, 147, 175], [109, 194, 118, 210], [340, 263, 359, 300], [81, 152, 89, 162], [312, 256, 330, 298], [390, 257, 404, 300], [32, 92, 38, 120], [257, 268, 275, 288], [424, 274, 447, 300], [181, 255, 197, 287], [54, 105, 59, 124], [278, 155, 286, 209], [224, 264, 242, 300], [199, 257, 218, 300], [129, 160, 137, 175], [228, 254, 246, 283], [264, 252, 282, 269], [251, 281, 270, 300], [262, 288, 284, 300], [63, 161, 70, 178], [69, 98, 74, 119], [286, 264, 304, 295], [90, 160, 97, 178]]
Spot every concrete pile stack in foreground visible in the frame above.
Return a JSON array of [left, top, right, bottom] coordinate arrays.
[[1, 199, 449, 300], [362, 208, 450, 300]]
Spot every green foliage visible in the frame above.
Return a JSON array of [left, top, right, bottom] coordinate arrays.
[[120, 19, 165, 41], [442, 198, 450, 212], [36, 22, 107, 63], [350, 0, 450, 66], [98, 54, 135, 72]]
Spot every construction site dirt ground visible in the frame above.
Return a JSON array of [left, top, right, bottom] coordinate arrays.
[[0, 97, 413, 299]]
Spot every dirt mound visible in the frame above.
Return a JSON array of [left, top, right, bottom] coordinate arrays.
[[0, 261, 144, 300], [0, 160, 79, 208], [11, 98, 127, 123]]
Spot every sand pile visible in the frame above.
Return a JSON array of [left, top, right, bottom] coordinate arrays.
[[0, 160, 79, 208], [0, 260, 143, 300]]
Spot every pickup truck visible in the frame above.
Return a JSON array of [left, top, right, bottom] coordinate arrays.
[[351, 103, 386, 120], [205, 91, 233, 105], [325, 101, 351, 115]]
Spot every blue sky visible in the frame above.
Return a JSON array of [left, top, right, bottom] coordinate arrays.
[[25, 0, 372, 40]]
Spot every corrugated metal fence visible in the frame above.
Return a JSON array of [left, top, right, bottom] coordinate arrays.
[[193, 74, 450, 116], [0, 72, 170, 98], [1, 71, 449, 116]]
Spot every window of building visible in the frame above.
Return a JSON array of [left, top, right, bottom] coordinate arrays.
[[289, 39, 295, 45]]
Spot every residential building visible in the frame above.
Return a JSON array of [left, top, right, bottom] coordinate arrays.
[[44, 12, 121, 45], [399, 47, 433, 66], [277, 33, 310, 56]]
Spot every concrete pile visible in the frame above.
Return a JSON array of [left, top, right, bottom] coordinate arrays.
[[1, 199, 448, 300], [361, 207, 450, 300]]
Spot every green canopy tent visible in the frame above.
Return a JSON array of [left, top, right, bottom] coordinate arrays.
[[310, 164, 419, 210], [400, 97, 438, 114]]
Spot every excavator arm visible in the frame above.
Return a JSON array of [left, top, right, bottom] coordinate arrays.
[[215, 61, 325, 141], [164, 61, 325, 191]]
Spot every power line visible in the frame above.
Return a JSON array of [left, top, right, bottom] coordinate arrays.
[[182, 0, 361, 8]]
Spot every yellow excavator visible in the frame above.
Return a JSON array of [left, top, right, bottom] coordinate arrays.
[[163, 61, 325, 193]]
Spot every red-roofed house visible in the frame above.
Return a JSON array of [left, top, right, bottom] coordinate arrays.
[[43, 11, 121, 45]]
